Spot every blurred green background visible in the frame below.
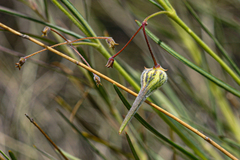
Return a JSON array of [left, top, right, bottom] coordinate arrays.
[[0, 0, 240, 159]]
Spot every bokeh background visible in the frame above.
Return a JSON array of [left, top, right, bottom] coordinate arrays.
[[0, 0, 240, 159]]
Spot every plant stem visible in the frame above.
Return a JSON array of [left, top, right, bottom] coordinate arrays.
[[49, 28, 93, 69], [172, 15, 240, 85], [135, 20, 240, 98], [111, 25, 143, 59], [156, 0, 240, 85], [0, 150, 10, 160], [183, 0, 240, 76], [143, 11, 170, 22], [25, 114, 68, 160], [24, 37, 107, 59], [142, 22, 159, 67], [1, 22, 237, 160]]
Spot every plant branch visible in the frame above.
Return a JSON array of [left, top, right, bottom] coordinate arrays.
[[156, 0, 240, 85], [25, 114, 68, 160], [0, 22, 237, 160]]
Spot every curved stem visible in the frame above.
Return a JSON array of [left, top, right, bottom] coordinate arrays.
[[144, 11, 170, 22], [112, 25, 143, 58], [24, 37, 107, 59], [154, 0, 240, 85], [183, 0, 240, 76], [1, 21, 238, 160], [142, 22, 159, 67], [172, 15, 240, 85]]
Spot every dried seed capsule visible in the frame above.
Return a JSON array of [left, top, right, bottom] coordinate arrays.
[[94, 74, 102, 87], [106, 37, 118, 49], [105, 57, 115, 68], [41, 26, 50, 37], [15, 57, 26, 70]]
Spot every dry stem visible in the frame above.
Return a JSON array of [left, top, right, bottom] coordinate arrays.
[[25, 114, 68, 160], [0, 22, 237, 160]]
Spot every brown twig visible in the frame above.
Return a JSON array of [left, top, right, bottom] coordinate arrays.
[[0, 22, 237, 160], [25, 114, 68, 160]]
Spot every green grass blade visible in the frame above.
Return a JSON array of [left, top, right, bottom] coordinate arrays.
[[56, 148, 82, 160], [51, 0, 88, 35], [43, 0, 49, 21], [113, 84, 199, 160], [156, 0, 240, 85], [56, 109, 108, 160], [125, 133, 140, 160], [59, 0, 97, 39], [148, 0, 164, 10], [33, 145, 57, 160], [183, 0, 240, 76], [0, 150, 10, 160], [8, 151, 17, 160], [135, 20, 240, 98], [0, 6, 85, 39]]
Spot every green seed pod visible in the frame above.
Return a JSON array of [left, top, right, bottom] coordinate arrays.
[[119, 67, 167, 134]]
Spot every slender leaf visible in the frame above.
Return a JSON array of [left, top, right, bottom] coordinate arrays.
[[59, 0, 97, 39], [183, 0, 240, 76], [135, 20, 240, 98], [125, 132, 140, 160], [56, 109, 108, 160], [0, 150, 10, 160], [0, 6, 86, 39], [8, 151, 17, 160], [113, 84, 199, 160], [34, 145, 57, 160]]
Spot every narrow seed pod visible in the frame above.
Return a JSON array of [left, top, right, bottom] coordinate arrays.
[[119, 67, 168, 134]]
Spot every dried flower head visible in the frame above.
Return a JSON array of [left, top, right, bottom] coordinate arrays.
[[94, 74, 102, 87], [41, 26, 50, 37], [15, 57, 26, 70], [105, 57, 114, 68], [106, 37, 118, 49]]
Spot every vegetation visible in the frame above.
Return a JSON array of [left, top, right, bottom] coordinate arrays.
[[0, 0, 240, 159]]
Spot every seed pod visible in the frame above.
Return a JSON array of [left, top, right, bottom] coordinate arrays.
[[15, 57, 26, 70], [119, 67, 168, 134]]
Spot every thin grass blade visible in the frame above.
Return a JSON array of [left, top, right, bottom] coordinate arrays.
[[113, 84, 199, 160], [135, 20, 240, 98], [125, 132, 140, 160], [56, 109, 108, 160], [0, 6, 85, 39], [0, 150, 10, 160], [8, 151, 17, 160]]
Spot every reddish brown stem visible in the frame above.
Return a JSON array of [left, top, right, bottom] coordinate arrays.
[[111, 25, 143, 59], [50, 28, 92, 69], [142, 21, 159, 68]]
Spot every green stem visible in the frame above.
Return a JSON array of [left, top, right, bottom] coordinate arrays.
[[171, 15, 240, 85], [72, 42, 100, 48], [0, 150, 10, 160], [43, 0, 49, 21], [59, 0, 99, 42], [157, 0, 173, 11], [183, 0, 240, 76], [156, 0, 240, 85], [0, 6, 85, 39], [51, 0, 88, 34], [144, 11, 170, 22], [136, 20, 240, 98]]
